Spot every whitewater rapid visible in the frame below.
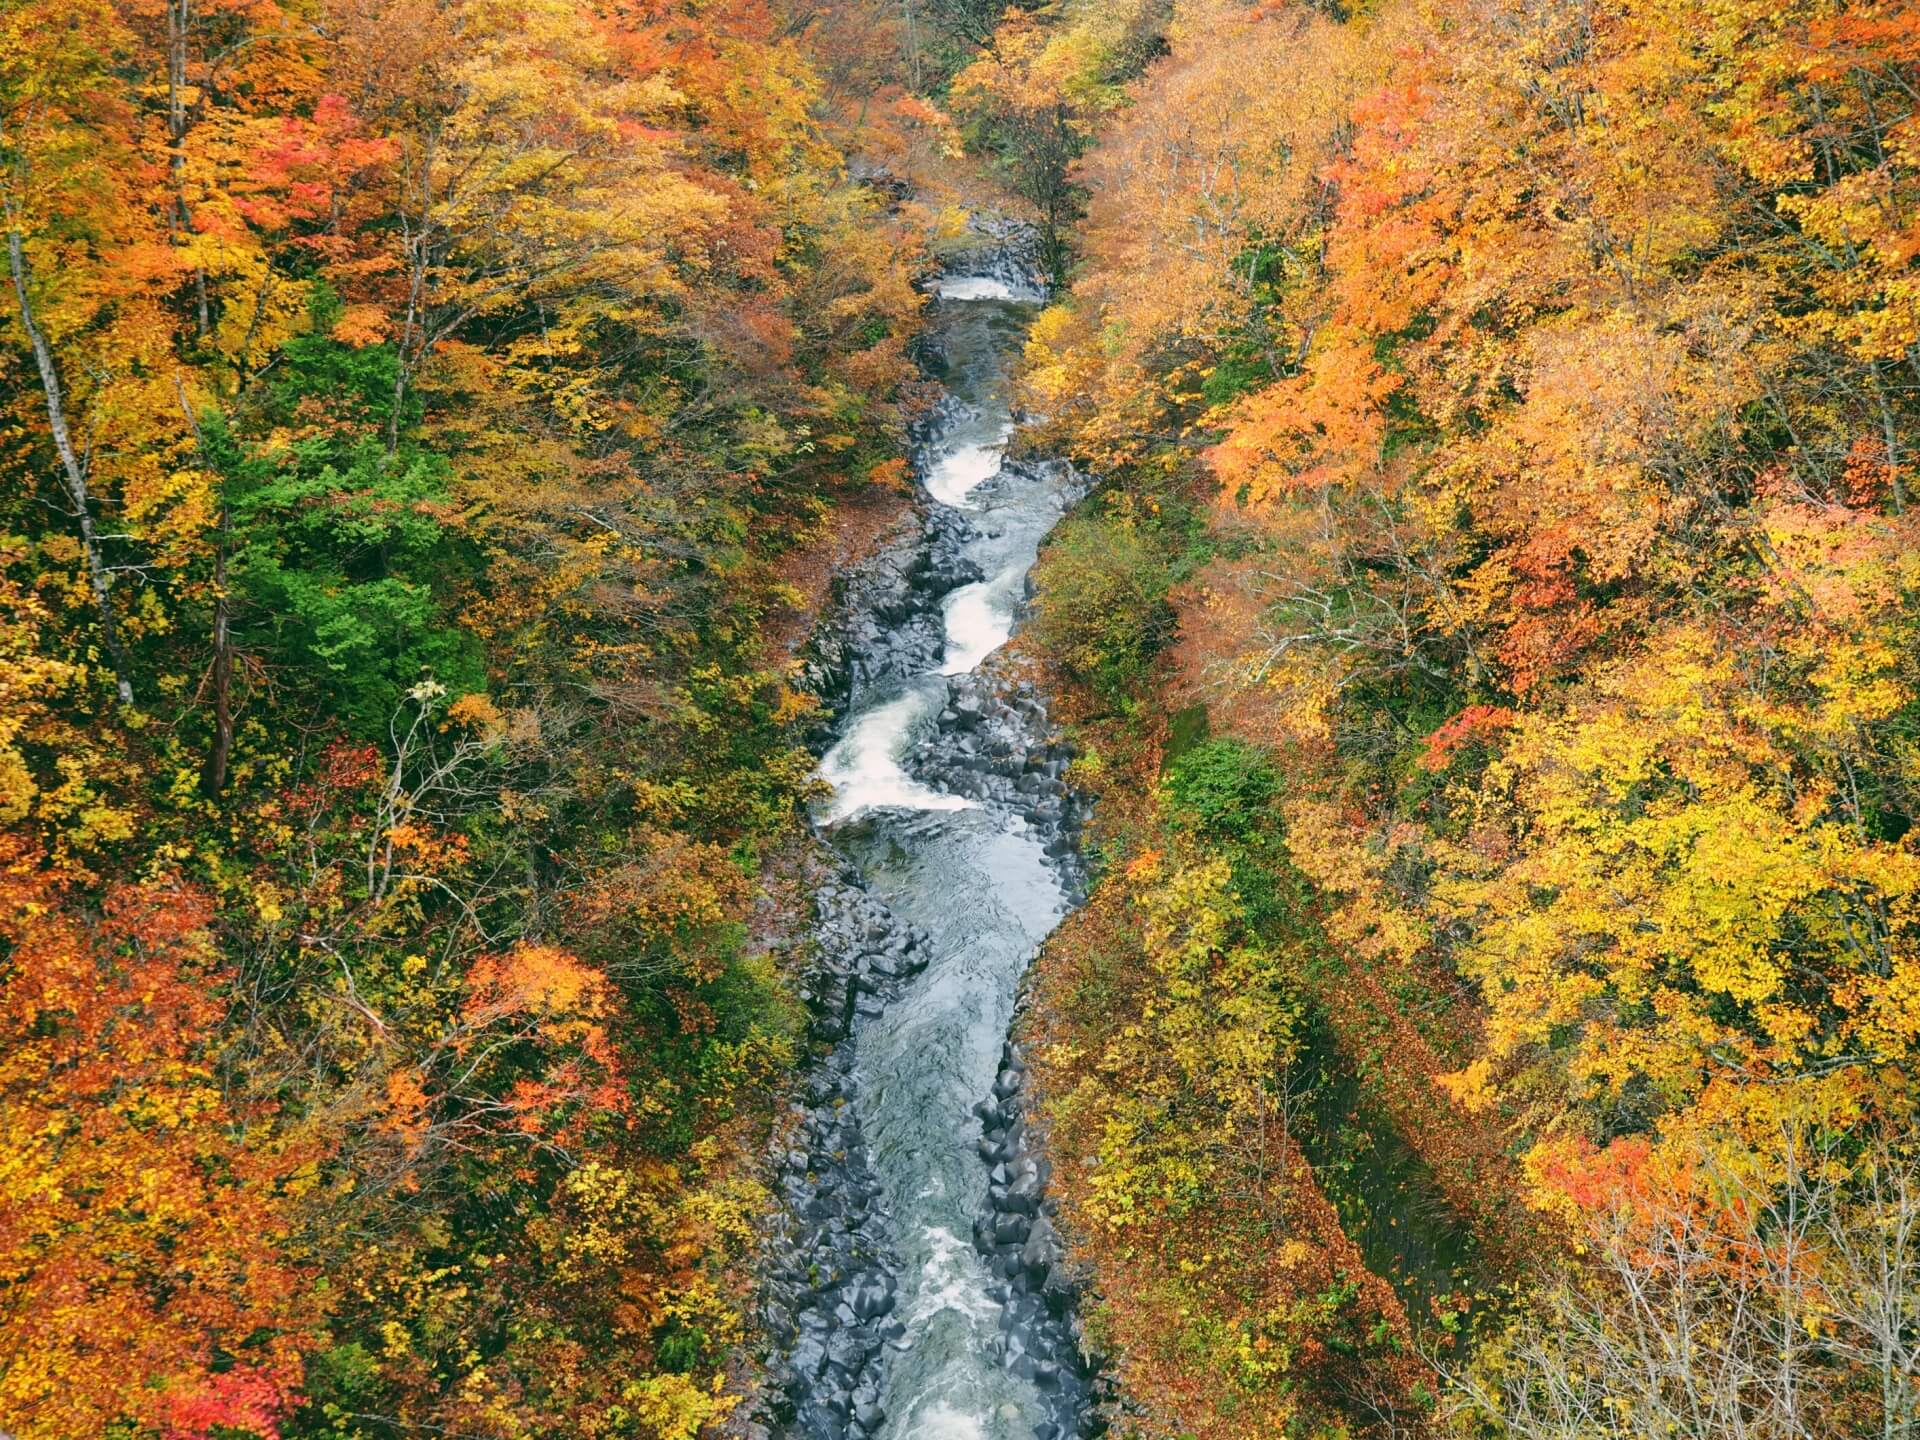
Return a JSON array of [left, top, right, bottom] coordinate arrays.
[[799, 254, 1090, 1440]]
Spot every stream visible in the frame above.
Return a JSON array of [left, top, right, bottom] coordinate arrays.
[[758, 233, 1101, 1440]]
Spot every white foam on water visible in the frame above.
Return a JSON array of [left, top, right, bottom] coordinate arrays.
[[818, 692, 973, 824], [906, 1226, 1000, 1330], [938, 582, 1009, 675], [908, 1400, 988, 1440], [935, 276, 1018, 302], [924, 433, 1008, 509]]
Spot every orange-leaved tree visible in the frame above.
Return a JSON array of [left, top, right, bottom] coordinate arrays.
[[0, 838, 318, 1440]]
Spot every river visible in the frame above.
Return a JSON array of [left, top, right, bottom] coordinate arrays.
[[761, 237, 1097, 1440]]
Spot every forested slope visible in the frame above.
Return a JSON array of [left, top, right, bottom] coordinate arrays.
[[964, 0, 1920, 1433], [0, 0, 947, 1433]]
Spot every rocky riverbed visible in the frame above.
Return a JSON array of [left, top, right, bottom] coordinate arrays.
[[752, 227, 1107, 1440]]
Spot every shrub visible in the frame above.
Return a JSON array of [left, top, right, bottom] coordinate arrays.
[[1029, 513, 1174, 701], [1162, 738, 1279, 843]]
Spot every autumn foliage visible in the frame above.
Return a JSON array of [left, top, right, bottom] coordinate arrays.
[[2, 0, 938, 1431], [1003, 0, 1920, 1432], [0, 840, 313, 1438], [11, 0, 1920, 1430]]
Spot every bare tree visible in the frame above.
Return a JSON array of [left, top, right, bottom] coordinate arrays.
[[1445, 1127, 1920, 1440], [3, 155, 137, 704]]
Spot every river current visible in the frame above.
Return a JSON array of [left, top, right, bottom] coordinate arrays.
[[771, 247, 1094, 1440]]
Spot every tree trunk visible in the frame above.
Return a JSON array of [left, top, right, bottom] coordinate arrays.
[[201, 501, 234, 795], [168, 0, 211, 339], [388, 135, 434, 456], [175, 379, 234, 795], [6, 227, 136, 704], [1870, 361, 1907, 515]]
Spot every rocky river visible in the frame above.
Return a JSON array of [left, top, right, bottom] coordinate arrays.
[[754, 230, 1107, 1440]]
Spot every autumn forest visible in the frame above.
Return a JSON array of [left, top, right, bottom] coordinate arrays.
[[3, 0, 1918, 1435]]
